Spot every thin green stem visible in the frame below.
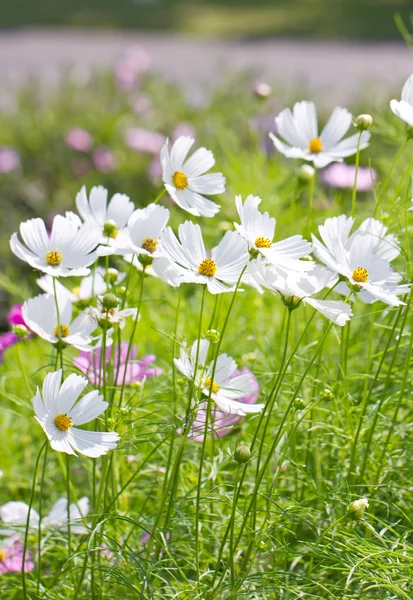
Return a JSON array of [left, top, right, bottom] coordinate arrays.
[[375, 138, 408, 217], [36, 444, 48, 595]]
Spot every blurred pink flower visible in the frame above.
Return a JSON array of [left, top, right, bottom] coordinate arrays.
[[72, 159, 91, 179], [92, 147, 116, 172], [0, 332, 18, 360], [0, 539, 34, 574], [7, 304, 26, 327], [0, 147, 20, 173], [252, 81, 272, 98], [73, 343, 163, 386], [184, 367, 260, 441], [148, 157, 163, 181], [321, 163, 376, 191], [65, 128, 93, 152], [125, 128, 165, 154], [173, 123, 196, 141], [131, 95, 153, 116], [115, 46, 150, 91], [1, 304, 33, 362]]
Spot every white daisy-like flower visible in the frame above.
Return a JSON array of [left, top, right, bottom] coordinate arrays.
[[269, 101, 370, 168], [89, 296, 137, 329], [390, 74, 413, 127], [159, 221, 248, 294], [312, 215, 410, 306], [37, 271, 107, 303], [10, 215, 100, 277], [114, 203, 171, 261], [174, 339, 264, 416], [76, 186, 135, 256], [33, 369, 119, 457], [234, 194, 313, 271], [161, 136, 225, 217], [0, 497, 89, 535], [249, 258, 352, 326], [23, 294, 105, 351]]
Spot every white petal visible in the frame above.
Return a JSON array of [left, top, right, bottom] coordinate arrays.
[[69, 391, 108, 425], [67, 428, 119, 458], [304, 298, 352, 326]]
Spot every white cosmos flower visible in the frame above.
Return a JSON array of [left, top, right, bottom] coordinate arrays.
[[76, 186, 135, 256], [234, 194, 313, 271], [37, 270, 107, 303], [174, 339, 264, 416], [159, 221, 248, 294], [23, 294, 105, 351], [269, 101, 370, 168], [33, 369, 119, 457], [0, 497, 89, 535], [390, 74, 413, 127], [10, 215, 100, 277], [312, 215, 410, 306], [249, 258, 352, 326], [115, 203, 171, 259], [89, 296, 137, 329], [161, 136, 225, 217]]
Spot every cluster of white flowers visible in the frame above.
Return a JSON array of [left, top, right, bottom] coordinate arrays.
[[8, 76, 413, 450]]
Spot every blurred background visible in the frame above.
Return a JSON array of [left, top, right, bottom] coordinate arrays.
[[1, 0, 413, 325]]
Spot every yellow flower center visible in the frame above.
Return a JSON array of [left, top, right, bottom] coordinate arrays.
[[255, 236, 272, 249], [352, 267, 369, 283], [198, 258, 217, 277], [103, 220, 119, 239], [142, 237, 158, 253], [204, 377, 220, 393], [53, 324, 70, 338], [54, 413, 72, 431], [0, 549, 6, 561], [172, 171, 188, 190], [45, 250, 63, 266], [308, 137, 323, 154]]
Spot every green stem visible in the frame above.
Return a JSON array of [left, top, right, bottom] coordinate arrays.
[[52, 277, 64, 371], [375, 138, 408, 217], [36, 444, 48, 595], [351, 132, 362, 218], [153, 188, 167, 205], [306, 175, 315, 236], [22, 440, 47, 600]]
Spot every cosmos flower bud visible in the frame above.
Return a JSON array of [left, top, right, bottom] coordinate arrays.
[[355, 114, 373, 131], [118, 286, 127, 295], [252, 81, 272, 99], [347, 497, 369, 520], [13, 324, 29, 338], [298, 164, 315, 183], [293, 397, 306, 410], [106, 268, 119, 284], [234, 445, 251, 464], [205, 329, 220, 343], [101, 293, 120, 310], [103, 219, 118, 238], [321, 388, 334, 401]]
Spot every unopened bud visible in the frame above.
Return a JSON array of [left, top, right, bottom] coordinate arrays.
[[347, 497, 369, 520], [205, 329, 220, 343], [298, 164, 315, 183], [107, 268, 119, 284], [101, 293, 120, 309], [355, 114, 373, 131], [103, 219, 118, 238], [234, 445, 251, 464], [321, 388, 334, 401], [293, 397, 306, 410], [118, 286, 127, 295], [13, 324, 29, 339], [252, 81, 272, 98]]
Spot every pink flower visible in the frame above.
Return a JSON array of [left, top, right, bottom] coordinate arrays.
[[321, 163, 377, 191], [0, 148, 20, 173], [65, 128, 93, 152], [184, 368, 260, 441], [0, 332, 18, 360], [130, 95, 153, 116], [0, 538, 34, 574], [7, 304, 26, 328], [125, 128, 165, 154], [92, 147, 116, 172], [73, 343, 163, 386], [115, 46, 150, 91]]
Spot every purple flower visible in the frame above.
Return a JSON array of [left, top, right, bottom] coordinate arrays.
[[65, 128, 93, 152], [115, 46, 150, 91], [0, 148, 20, 173], [321, 163, 377, 191], [185, 367, 260, 441], [7, 304, 26, 327], [92, 147, 116, 173], [73, 343, 163, 386], [125, 128, 165, 154], [0, 538, 34, 574]]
